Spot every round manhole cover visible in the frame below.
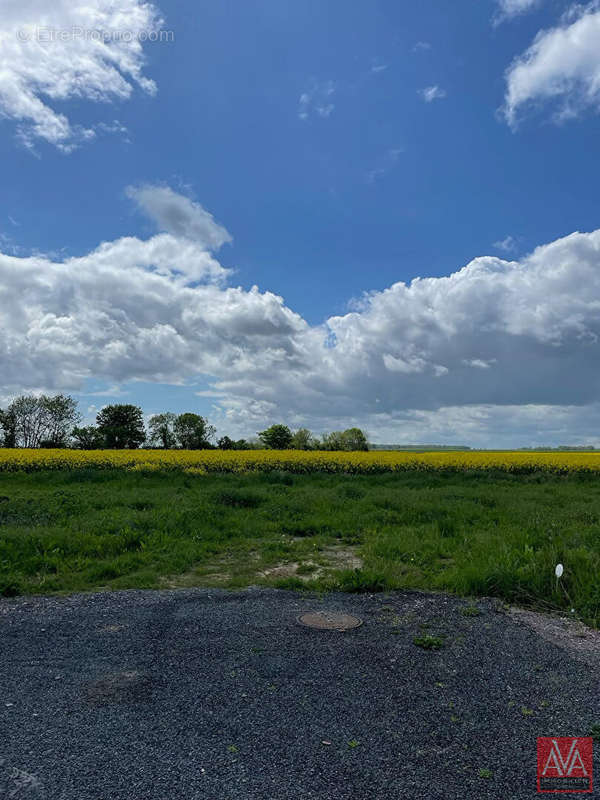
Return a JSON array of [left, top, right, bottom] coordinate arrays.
[[297, 611, 363, 631]]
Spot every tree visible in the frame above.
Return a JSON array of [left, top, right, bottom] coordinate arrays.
[[96, 405, 146, 449], [39, 394, 80, 447], [320, 428, 369, 451], [220, 437, 251, 450], [320, 431, 345, 451], [173, 413, 215, 449], [148, 413, 177, 449], [258, 424, 293, 450], [291, 428, 315, 450], [8, 396, 45, 448], [71, 426, 105, 450], [0, 394, 79, 448], [340, 427, 369, 451], [0, 408, 16, 448]]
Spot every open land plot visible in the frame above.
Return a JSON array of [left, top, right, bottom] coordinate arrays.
[[1, 467, 599, 627]]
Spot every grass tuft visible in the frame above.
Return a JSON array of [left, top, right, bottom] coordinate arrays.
[[413, 634, 445, 650]]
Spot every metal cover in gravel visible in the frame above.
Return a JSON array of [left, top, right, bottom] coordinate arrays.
[[297, 611, 363, 631]]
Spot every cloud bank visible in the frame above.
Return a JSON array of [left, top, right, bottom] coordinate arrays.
[[3, 186, 600, 445]]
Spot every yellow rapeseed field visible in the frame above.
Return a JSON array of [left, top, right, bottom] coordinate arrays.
[[1, 448, 600, 474]]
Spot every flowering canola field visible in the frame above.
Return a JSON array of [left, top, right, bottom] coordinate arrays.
[[1, 448, 600, 474]]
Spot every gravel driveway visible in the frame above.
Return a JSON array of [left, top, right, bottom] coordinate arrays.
[[1, 587, 598, 799]]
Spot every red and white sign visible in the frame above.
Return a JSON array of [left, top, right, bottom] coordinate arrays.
[[537, 737, 593, 793]]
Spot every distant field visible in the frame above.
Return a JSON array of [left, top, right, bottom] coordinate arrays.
[[1, 467, 599, 628], [2, 447, 600, 473]]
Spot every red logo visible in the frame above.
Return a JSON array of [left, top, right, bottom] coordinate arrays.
[[537, 738, 593, 793]]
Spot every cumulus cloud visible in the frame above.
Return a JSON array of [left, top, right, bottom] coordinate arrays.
[[126, 185, 232, 250], [0, 243, 302, 395], [419, 85, 447, 102], [0, 186, 306, 399], [4, 187, 600, 445], [183, 226, 600, 444], [0, 0, 163, 150], [503, 4, 600, 125]]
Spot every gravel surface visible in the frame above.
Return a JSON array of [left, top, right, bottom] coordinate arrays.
[[1, 587, 598, 799]]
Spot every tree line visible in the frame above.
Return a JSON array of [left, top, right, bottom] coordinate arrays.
[[0, 395, 368, 451]]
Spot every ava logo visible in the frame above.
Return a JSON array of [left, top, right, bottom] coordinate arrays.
[[537, 737, 593, 793]]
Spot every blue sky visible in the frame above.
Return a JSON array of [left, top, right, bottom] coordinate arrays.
[[2, 0, 600, 446]]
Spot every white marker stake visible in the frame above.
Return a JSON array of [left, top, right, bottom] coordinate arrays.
[[555, 563, 564, 597]]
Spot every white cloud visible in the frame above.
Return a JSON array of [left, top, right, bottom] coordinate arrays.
[[384, 355, 449, 376], [419, 85, 447, 102], [493, 235, 518, 253], [383, 354, 429, 374], [495, 0, 541, 23], [348, 403, 600, 448], [298, 80, 335, 120], [96, 120, 130, 142], [412, 41, 431, 52], [4, 188, 600, 445], [0, 187, 305, 396], [503, 4, 600, 125], [0, 0, 163, 151], [462, 358, 496, 369], [126, 185, 232, 250], [189, 226, 600, 443]]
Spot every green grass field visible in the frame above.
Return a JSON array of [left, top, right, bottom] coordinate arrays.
[[1, 468, 599, 626]]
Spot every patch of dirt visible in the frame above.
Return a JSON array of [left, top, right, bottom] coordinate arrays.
[[158, 548, 363, 588], [320, 546, 363, 571], [259, 563, 303, 579], [159, 570, 231, 589], [158, 554, 252, 588], [509, 606, 600, 666], [258, 546, 363, 582]]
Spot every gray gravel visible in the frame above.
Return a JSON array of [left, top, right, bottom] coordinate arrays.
[[1, 587, 598, 799]]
